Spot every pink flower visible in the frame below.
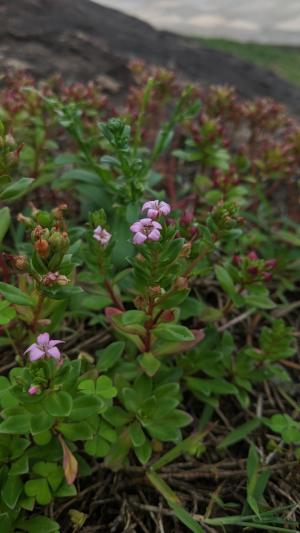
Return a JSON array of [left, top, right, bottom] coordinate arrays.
[[93, 226, 111, 246], [24, 332, 64, 362], [130, 218, 162, 245], [28, 385, 40, 396], [142, 200, 171, 219]]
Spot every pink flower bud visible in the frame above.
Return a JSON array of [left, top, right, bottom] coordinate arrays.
[[263, 271, 272, 282], [247, 251, 258, 261], [265, 259, 277, 270], [28, 385, 40, 396]]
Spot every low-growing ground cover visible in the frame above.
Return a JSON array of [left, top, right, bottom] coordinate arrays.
[[0, 64, 300, 532], [197, 39, 300, 88]]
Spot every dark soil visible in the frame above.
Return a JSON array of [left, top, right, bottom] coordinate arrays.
[[1, 0, 300, 117]]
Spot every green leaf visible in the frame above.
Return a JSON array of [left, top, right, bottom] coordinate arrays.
[[0, 177, 33, 200], [1, 475, 23, 509], [0, 300, 16, 325], [0, 415, 31, 434], [247, 444, 260, 517], [129, 421, 146, 447], [43, 391, 73, 417], [98, 421, 117, 443], [57, 421, 93, 441], [0, 513, 10, 533], [96, 341, 125, 371], [70, 395, 103, 421], [147, 470, 204, 533], [103, 406, 131, 427], [96, 376, 117, 399], [84, 435, 111, 457], [180, 297, 205, 320], [0, 207, 11, 243], [17, 516, 60, 533], [81, 294, 112, 311], [55, 481, 77, 497], [10, 455, 29, 475], [33, 431, 52, 446], [244, 285, 275, 310], [134, 437, 152, 464], [121, 310, 146, 325], [58, 169, 100, 187], [30, 412, 54, 435], [25, 478, 52, 505], [215, 265, 235, 296], [154, 323, 195, 342], [122, 388, 139, 412], [139, 352, 161, 377], [159, 289, 190, 309], [0, 283, 35, 307], [218, 418, 261, 449]]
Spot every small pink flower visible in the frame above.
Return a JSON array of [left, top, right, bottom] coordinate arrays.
[[93, 226, 111, 246], [24, 332, 64, 362], [28, 385, 40, 396], [130, 218, 162, 245], [142, 200, 171, 219]]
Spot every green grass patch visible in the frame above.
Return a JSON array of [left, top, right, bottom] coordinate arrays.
[[197, 38, 300, 87]]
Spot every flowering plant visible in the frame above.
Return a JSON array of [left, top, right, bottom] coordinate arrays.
[[0, 66, 299, 532]]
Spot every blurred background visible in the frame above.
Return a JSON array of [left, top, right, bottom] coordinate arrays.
[[1, 0, 300, 116], [93, 0, 300, 86]]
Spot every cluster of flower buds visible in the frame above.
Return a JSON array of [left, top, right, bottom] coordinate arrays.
[[232, 251, 277, 283], [210, 165, 240, 192], [0, 121, 23, 175], [130, 200, 171, 245], [244, 98, 288, 133], [209, 201, 244, 236], [31, 225, 69, 260], [204, 85, 239, 120], [41, 271, 69, 287], [255, 140, 296, 178], [191, 114, 223, 146]]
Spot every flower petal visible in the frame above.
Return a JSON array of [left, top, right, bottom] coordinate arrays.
[[147, 208, 159, 219], [49, 339, 65, 347], [130, 221, 142, 233], [24, 343, 38, 355], [148, 229, 161, 241], [47, 347, 61, 359], [29, 347, 45, 361], [159, 201, 171, 215], [152, 221, 162, 229], [133, 232, 147, 245], [142, 200, 156, 211], [37, 332, 50, 345]]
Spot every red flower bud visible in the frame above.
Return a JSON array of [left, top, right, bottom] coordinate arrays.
[[247, 266, 259, 277], [232, 255, 242, 266], [35, 239, 49, 258]]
